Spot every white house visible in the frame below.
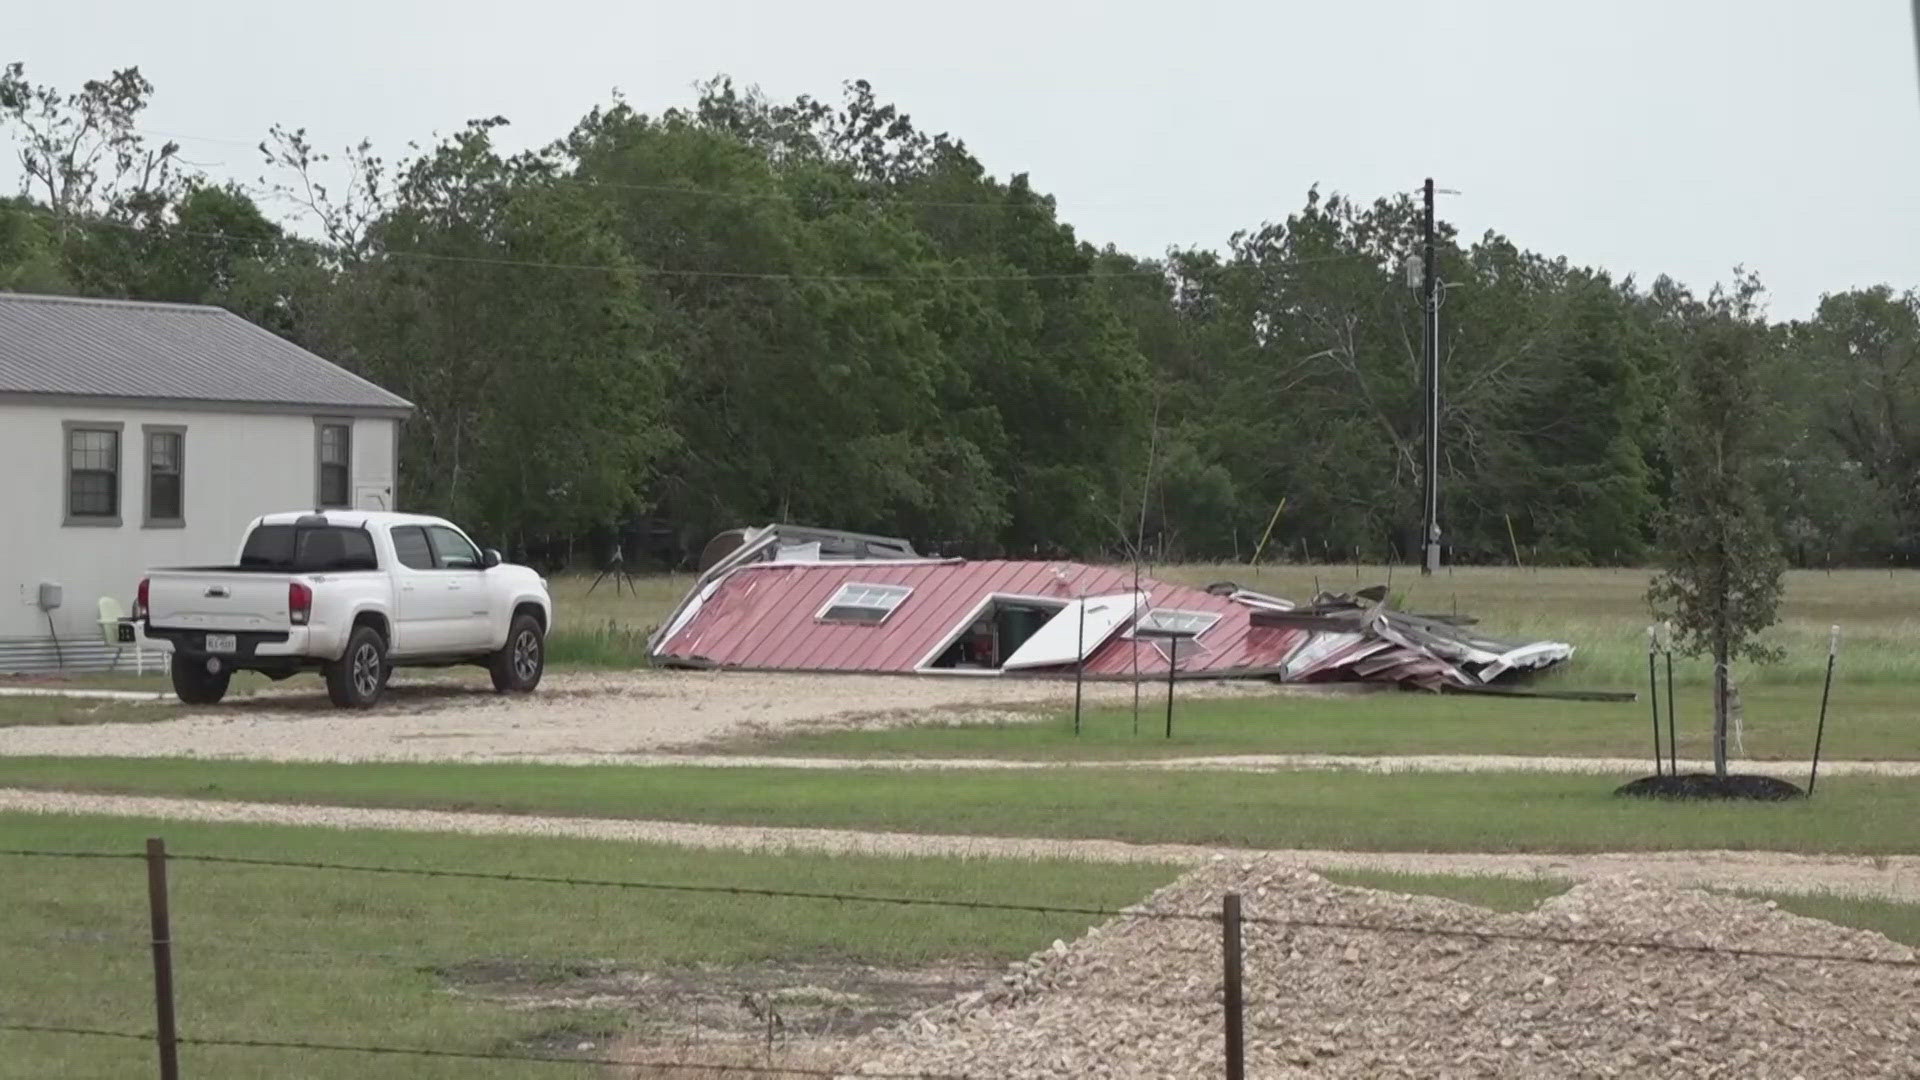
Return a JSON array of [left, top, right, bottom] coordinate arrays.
[[0, 292, 413, 672]]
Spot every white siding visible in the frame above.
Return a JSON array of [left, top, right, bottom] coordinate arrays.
[[0, 401, 398, 641]]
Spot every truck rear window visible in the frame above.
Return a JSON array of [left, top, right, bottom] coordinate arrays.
[[240, 525, 379, 572]]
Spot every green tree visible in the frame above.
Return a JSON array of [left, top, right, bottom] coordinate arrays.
[[273, 118, 674, 546], [1647, 276, 1786, 777], [1794, 287, 1920, 553], [0, 196, 70, 291]]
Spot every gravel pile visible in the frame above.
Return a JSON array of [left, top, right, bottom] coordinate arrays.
[[850, 861, 1920, 1078]]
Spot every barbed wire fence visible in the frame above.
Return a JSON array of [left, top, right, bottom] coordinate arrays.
[[3, 842, 1914, 1078]]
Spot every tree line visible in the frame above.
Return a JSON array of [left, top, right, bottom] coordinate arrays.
[[4, 64, 1917, 568]]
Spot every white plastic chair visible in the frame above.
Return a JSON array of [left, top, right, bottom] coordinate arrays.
[[97, 596, 126, 672]]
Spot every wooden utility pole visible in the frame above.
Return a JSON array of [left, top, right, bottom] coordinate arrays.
[[1420, 177, 1442, 576]]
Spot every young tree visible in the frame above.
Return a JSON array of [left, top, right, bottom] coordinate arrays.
[[1647, 275, 1786, 776]]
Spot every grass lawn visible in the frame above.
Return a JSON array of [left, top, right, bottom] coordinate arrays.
[[0, 696, 178, 728], [1318, 869, 1571, 911], [0, 813, 1176, 1080], [741, 681, 1919, 763], [2, 758, 1915, 856], [1, 673, 179, 694], [0, 671, 274, 698], [1317, 869, 1920, 948]]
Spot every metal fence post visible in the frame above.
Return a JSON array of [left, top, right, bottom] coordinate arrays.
[[1646, 626, 1662, 776], [1663, 624, 1677, 775], [1164, 653, 1176, 739], [1222, 892, 1244, 1080], [1809, 625, 1839, 797], [1073, 593, 1086, 737], [146, 837, 180, 1080]]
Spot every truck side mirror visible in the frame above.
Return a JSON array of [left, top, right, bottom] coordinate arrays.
[[481, 548, 502, 569]]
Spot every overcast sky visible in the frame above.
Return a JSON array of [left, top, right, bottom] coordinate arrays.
[[9, 0, 1918, 317]]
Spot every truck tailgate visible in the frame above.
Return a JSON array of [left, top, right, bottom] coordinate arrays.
[[147, 572, 291, 632]]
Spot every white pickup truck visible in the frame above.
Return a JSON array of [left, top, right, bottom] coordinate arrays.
[[137, 510, 553, 708]]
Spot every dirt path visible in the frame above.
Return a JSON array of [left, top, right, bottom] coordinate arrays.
[[4, 789, 1913, 903], [567, 752, 1920, 777], [0, 669, 1289, 763]]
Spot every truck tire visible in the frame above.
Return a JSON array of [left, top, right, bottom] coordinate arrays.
[[489, 614, 545, 694], [171, 659, 231, 705], [326, 625, 388, 709]]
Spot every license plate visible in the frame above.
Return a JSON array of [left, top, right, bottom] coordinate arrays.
[[204, 633, 237, 654]]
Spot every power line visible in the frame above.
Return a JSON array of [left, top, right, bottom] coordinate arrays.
[[132, 123, 1210, 213], [6, 203, 1372, 283], [0, 1023, 970, 1078]]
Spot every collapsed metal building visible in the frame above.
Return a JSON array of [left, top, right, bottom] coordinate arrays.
[[648, 525, 1573, 690]]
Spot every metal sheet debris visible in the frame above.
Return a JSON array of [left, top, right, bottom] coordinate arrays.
[[651, 526, 1575, 690]]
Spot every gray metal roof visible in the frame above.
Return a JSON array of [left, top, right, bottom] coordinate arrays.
[[0, 292, 412, 414]]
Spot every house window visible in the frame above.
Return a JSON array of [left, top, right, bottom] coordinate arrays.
[[64, 423, 122, 526], [145, 427, 185, 526], [817, 582, 912, 624], [1131, 608, 1220, 639], [316, 421, 351, 508]]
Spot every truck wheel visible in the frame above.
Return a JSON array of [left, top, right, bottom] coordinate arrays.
[[326, 625, 388, 709], [490, 614, 544, 694], [171, 660, 231, 705]]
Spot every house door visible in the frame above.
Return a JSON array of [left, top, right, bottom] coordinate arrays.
[[1001, 593, 1146, 670]]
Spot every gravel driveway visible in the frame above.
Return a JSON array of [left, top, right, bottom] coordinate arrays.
[[0, 670, 1287, 763]]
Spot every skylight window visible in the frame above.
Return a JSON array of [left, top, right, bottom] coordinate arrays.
[[817, 582, 913, 624], [1131, 608, 1220, 639]]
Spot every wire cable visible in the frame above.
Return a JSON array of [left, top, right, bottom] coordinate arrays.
[[1235, 912, 1920, 970], [9, 847, 1908, 970], [4, 203, 1374, 283], [133, 123, 1247, 214], [0, 1022, 971, 1078], [158, 850, 1220, 924], [0, 847, 143, 861]]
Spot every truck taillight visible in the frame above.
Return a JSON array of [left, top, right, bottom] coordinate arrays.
[[134, 578, 149, 620], [289, 582, 313, 626]]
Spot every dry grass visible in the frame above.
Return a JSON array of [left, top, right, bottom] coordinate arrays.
[[604, 1041, 846, 1078], [542, 573, 695, 667], [549, 572, 696, 634], [1155, 564, 1920, 685]]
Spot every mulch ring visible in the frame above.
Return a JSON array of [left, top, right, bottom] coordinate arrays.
[[1614, 772, 1806, 801]]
